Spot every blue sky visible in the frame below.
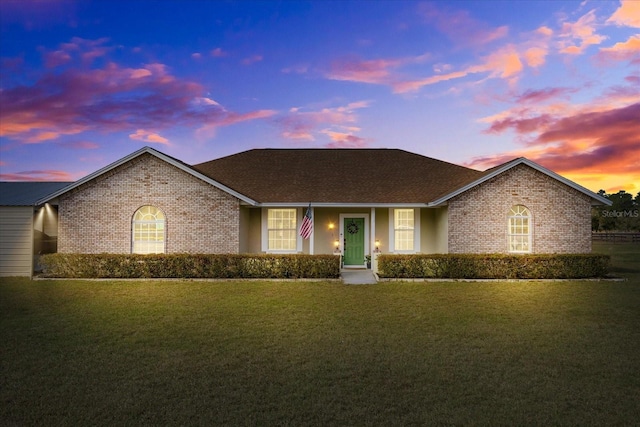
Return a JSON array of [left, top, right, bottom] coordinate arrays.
[[1, 0, 638, 194]]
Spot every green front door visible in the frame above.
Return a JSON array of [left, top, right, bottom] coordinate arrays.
[[343, 217, 365, 266]]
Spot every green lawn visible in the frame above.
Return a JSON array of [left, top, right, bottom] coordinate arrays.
[[2, 244, 639, 425]]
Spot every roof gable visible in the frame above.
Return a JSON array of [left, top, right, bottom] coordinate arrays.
[[429, 157, 611, 206], [36, 147, 257, 206], [193, 149, 484, 204]]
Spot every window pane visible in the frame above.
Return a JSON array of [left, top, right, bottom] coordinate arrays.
[[395, 229, 413, 251]]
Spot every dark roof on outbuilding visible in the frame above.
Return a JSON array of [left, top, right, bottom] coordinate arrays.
[[193, 149, 484, 204], [0, 182, 73, 206]]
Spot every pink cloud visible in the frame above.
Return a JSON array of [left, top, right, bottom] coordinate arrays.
[[536, 26, 554, 37], [515, 87, 577, 104], [0, 38, 277, 145], [278, 101, 370, 143], [597, 35, 640, 62], [418, 2, 508, 48], [242, 54, 263, 65], [0, 170, 76, 182], [393, 45, 525, 93], [327, 56, 405, 85], [392, 69, 471, 93], [558, 10, 607, 55], [607, 0, 640, 28], [481, 46, 523, 79], [129, 129, 170, 145], [321, 130, 367, 148], [523, 47, 547, 68], [211, 47, 228, 57], [44, 50, 72, 68], [326, 53, 430, 87], [195, 109, 277, 140], [472, 102, 640, 179], [325, 20, 550, 95], [49, 37, 113, 66]]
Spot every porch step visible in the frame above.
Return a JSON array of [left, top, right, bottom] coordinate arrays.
[[341, 269, 377, 285]]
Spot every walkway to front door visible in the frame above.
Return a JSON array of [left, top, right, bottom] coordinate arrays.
[[341, 269, 377, 284]]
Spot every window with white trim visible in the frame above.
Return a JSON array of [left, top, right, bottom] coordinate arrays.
[[394, 208, 415, 251], [267, 209, 297, 251], [132, 205, 165, 254], [508, 205, 531, 253]]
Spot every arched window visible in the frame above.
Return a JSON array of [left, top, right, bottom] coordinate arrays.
[[132, 206, 166, 254], [508, 205, 531, 253]]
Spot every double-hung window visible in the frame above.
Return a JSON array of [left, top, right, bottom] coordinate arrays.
[[392, 208, 418, 252], [267, 209, 297, 251]]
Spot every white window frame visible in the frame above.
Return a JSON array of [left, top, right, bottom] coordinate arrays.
[[388, 208, 421, 253], [508, 205, 532, 253], [132, 205, 166, 254], [261, 208, 301, 253]]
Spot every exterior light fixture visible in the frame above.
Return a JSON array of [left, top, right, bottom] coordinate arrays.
[[333, 239, 341, 255]]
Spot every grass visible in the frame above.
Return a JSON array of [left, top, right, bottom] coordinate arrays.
[[1, 243, 639, 425]]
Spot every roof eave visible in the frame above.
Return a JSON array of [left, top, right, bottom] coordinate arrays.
[[427, 158, 612, 207], [36, 147, 258, 206], [257, 202, 430, 208]]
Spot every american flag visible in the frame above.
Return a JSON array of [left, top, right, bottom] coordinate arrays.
[[299, 204, 313, 239]]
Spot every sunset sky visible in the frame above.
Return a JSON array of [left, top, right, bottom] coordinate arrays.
[[1, 0, 638, 194]]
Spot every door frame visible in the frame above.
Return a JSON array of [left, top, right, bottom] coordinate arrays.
[[339, 213, 370, 268]]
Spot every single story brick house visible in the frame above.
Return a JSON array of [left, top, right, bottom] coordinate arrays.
[[25, 146, 609, 273]]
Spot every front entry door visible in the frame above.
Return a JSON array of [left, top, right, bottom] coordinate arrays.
[[343, 217, 365, 266]]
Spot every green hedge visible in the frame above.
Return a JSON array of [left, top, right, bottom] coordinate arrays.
[[39, 253, 341, 279], [377, 254, 610, 279]]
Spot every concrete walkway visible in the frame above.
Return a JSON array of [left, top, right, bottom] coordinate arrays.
[[341, 269, 377, 285]]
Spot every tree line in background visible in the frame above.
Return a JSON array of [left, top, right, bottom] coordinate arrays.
[[592, 190, 640, 232]]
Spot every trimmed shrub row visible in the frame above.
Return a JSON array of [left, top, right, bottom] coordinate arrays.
[[39, 253, 341, 279], [377, 253, 610, 279]]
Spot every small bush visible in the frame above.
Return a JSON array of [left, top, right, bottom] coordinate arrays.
[[377, 253, 610, 279], [39, 253, 341, 279]]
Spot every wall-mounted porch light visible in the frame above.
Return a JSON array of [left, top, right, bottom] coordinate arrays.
[[333, 239, 341, 255], [375, 239, 381, 252]]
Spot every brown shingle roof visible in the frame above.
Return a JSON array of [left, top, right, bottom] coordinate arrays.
[[193, 149, 484, 204]]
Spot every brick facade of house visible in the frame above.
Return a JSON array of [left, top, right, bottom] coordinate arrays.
[[448, 164, 592, 254], [58, 153, 240, 254]]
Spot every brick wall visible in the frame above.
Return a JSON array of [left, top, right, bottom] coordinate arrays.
[[448, 164, 592, 254], [58, 153, 240, 254]]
